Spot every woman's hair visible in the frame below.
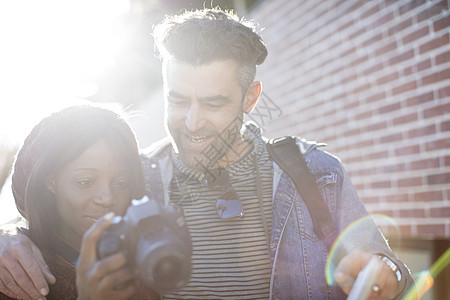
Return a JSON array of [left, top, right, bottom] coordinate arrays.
[[11, 105, 145, 251]]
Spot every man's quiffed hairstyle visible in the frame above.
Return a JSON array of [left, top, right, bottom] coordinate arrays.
[[153, 7, 268, 94]]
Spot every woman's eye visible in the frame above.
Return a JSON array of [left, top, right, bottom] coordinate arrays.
[[114, 179, 129, 189], [77, 179, 92, 187]]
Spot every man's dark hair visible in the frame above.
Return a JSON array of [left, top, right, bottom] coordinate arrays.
[[153, 7, 268, 94]]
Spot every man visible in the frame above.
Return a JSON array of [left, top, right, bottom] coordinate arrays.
[[0, 8, 414, 300]]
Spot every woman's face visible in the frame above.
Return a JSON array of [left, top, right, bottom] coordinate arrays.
[[47, 139, 132, 249]]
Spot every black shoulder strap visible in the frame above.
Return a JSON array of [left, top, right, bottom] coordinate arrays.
[[267, 136, 337, 249]]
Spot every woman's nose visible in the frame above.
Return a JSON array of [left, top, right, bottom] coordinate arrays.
[[93, 184, 116, 207]]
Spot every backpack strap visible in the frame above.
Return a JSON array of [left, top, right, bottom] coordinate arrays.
[[266, 136, 338, 250]]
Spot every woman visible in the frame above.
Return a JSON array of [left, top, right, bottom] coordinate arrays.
[[2, 105, 151, 299]]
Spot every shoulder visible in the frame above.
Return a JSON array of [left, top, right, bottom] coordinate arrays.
[[295, 137, 344, 175], [140, 137, 172, 161]]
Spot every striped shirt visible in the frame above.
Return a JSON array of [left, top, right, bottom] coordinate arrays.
[[165, 125, 273, 299]]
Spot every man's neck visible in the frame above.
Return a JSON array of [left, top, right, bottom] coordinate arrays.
[[212, 138, 254, 169]]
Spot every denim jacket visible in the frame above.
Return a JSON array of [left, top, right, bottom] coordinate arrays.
[[141, 137, 413, 300]]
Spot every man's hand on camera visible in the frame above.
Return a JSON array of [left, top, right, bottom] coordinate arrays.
[[0, 225, 55, 300], [334, 249, 398, 300], [77, 212, 139, 300]]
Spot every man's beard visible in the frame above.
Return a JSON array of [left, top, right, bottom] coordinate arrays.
[[169, 116, 244, 171]]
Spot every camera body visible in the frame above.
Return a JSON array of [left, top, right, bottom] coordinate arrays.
[[97, 195, 192, 292]]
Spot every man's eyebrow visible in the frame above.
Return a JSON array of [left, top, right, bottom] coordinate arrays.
[[199, 95, 230, 102], [168, 90, 188, 99]]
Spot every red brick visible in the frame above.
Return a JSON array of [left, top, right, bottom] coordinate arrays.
[[417, 224, 445, 237], [350, 55, 369, 68], [405, 59, 432, 75], [366, 91, 385, 103], [363, 62, 383, 75], [411, 158, 440, 170], [389, 49, 414, 65], [352, 139, 374, 149], [343, 127, 360, 137], [346, 155, 362, 164], [353, 183, 364, 191], [398, 177, 423, 187], [366, 121, 387, 131], [402, 26, 429, 44], [417, 1, 449, 22], [433, 15, 450, 32], [371, 180, 391, 189], [441, 120, 450, 132], [393, 112, 418, 125], [375, 41, 397, 56], [380, 132, 402, 144], [352, 82, 371, 94], [416, 59, 432, 72], [349, 28, 366, 40], [430, 206, 450, 218], [373, 11, 394, 27], [399, 209, 425, 218], [392, 80, 417, 95], [422, 67, 450, 86], [367, 150, 389, 160], [384, 193, 410, 202], [338, 19, 354, 32], [425, 138, 450, 151], [407, 124, 436, 138], [361, 196, 379, 204], [341, 73, 358, 85], [378, 102, 401, 114], [381, 163, 406, 173], [376, 71, 399, 85], [405, 91, 434, 106], [445, 156, 450, 166], [419, 34, 450, 55], [423, 102, 450, 118], [436, 50, 450, 65], [413, 191, 443, 202], [438, 85, 450, 98], [361, 3, 379, 19], [388, 18, 412, 36], [399, 0, 426, 15], [343, 101, 359, 110], [395, 145, 420, 156], [357, 167, 377, 176], [355, 110, 372, 121], [427, 173, 450, 185]]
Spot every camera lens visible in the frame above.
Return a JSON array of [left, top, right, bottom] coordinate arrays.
[[136, 237, 191, 292]]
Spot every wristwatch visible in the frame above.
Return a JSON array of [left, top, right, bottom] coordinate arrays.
[[379, 255, 402, 281]]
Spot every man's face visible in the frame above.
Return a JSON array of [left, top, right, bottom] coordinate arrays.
[[164, 59, 252, 170]]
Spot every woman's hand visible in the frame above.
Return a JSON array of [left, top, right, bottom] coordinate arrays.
[[76, 212, 138, 300]]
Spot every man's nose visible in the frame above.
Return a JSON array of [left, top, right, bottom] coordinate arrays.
[[185, 102, 205, 132], [94, 184, 116, 207]]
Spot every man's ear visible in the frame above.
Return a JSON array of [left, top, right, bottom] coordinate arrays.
[[45, 175, 56, 194], [243, 81, 262, 114]]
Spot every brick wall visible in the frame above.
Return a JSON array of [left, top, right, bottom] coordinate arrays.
[[249, 0, 450, 239]]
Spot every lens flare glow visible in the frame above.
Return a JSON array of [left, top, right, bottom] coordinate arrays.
[[325, 214, 400, 285]]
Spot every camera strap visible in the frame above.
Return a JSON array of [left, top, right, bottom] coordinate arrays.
[[54, 235, 79, 267], [266, 136, 338, 251]]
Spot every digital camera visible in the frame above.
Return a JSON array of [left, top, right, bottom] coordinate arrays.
[[97, 196, 192, 292]]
